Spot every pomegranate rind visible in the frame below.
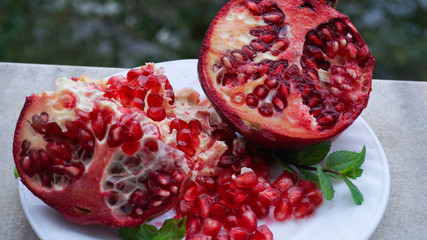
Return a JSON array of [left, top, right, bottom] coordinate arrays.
[[198, 0, 374, 150]]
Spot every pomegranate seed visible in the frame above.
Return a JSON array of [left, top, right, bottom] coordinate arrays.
[[253, 225, 273, 240], [287, 186, 304, 206], [298, 179, 317, 192], [186, 215, 204, 237], [247, 200, 270, 219], [246, 93, 259, 108], [216, 230, 231, 240], [118, 85, 133, 106], [202, 217, 221, 237], [258, 103, 274, 117], [184, 182, 206, 201], [193, 194, 212, 218], [274, 198, 292, 221], [222, 189, 247, 208], [46, 141, 72, 161], [147, 107, 166, 121], [272, 174, 293, 193], [209, 202, 231, 221], [229, 227, 253, 240], [306, 189, 323, 207], [233, 171, 258, 189], [253, 85, 269, 99], [237, 209, 257, 232], [188, 119, 202, 135], [294, 198, 315, 219], [177, 200, 193, 216], [144, 75, 161, 93], [258, 188, 280, 205], [147, 93, 164, 107], [121, 141, 141, 155], [170, 118, 188, 133], [249, 163, 270, 178], [223, 215, 238, 230]]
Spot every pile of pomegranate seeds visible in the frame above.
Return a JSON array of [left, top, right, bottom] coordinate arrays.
[[176, 167, 323, 240]]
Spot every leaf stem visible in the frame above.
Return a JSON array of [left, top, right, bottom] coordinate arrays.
[[292, 163, 339, 175]]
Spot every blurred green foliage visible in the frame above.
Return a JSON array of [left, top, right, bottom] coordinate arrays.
[[0, 0, 426, 81]]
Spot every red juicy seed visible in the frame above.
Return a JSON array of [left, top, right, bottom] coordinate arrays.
[[229, 227, 253, 240], [147, 93, 164, 107], [119, 85, 133, 106], [272, 174, 293, 193], [254, 225, 273, 240], [222, 189, 247, 208], [306, 189, 323, 207], [246, 93, 259, 108], [144, 139, 159, 152], [184, 182, 206, 201], [177, 200, 193, 216], [177, 140, 196, 156], [193, 194, 212, 218], [209, 202, 231, 221], [258, 103, 274, 117], [147, 107, 166, 121], [234, 204, 252, 217], [204, 177, 217, 194], [121, 141, 141, 155], [126, 69, 144, 82], [216, 231, 231, 240], [287, 186, 304, 206], [253, 85, 269, 99], [186, 215, 204, 237], [237, 209, 257, 232], [169, 119, 188, 133], [202, 217, 221, 237], [188, 119, 202, 135], [78, 128, 95, 152], [37, 149, 52, 169], [144, 75, 161, 93], [294, 198, 315, 219], [248, 200, 270, 219], [298, 180, 317, 192], [218, 154, 236, 168], [258, 188, 280, 205], [223, 215, 238, 230], [133, 87, 147, 100], [233, 171, 258, 189], [274, 198, 292, 221], [122, 119, 144, 142], [92, 114, 107, 140], [64, 163, 85, 179], [46, 141, 72, 161], [44, 122, 66, 139]]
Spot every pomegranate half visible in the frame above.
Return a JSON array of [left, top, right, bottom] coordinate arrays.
[[13, 64, 249, 227], [198, 0, 375, 150]]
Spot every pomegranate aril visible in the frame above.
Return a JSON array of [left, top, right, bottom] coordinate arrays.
[[147, 93, 164, 107], [46, 141, 72, 161], [78, 128, 95, 152], [209, 202, 230, 221], [306, 189, 323, 207], [253, 85, 269, 99], [229, 227, 253, 240], [237, 209, 257, 232], [246, 94, 259, 108], [184, 182, 206, 201], [274, 198, 292, 221], [294, 197, 315, 219], [222, 189, 247, 208], [147, 107, 166, 121], [144, 75, 161, 93], [202, 217, 221, 237], [218, 154, 236, 168], [216, 231, 231, 240], [188, 119, 202, 135], [187, 215, 204, 237], [121, 141, 141, 155], [250, 39, 268, 53], [258, 188, 280, 204], [258, 103, 274, 117], [223, 215, 238, 230], [194, 194, 212, 218], [247, 200, 269, 219], [253, 225, 273, 240], [287, 186, 304, 206], [272, 172, 294, 192], [298, 179, 317, 192], [233, 171, 258, 189]]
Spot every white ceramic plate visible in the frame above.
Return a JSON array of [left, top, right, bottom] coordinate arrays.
[[19, 59, 390, 240]]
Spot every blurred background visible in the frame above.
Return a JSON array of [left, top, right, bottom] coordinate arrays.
[[0, 0, 426, 81]]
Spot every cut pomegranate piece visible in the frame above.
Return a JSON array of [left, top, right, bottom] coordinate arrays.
[[13, 63, 250, 227], [198, 0, 374, 150]]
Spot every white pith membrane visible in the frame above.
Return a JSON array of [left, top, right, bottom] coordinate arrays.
[[204, 1, 372, 137]]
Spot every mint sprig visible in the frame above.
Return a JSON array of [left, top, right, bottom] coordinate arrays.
[[274, 141, 366, 205], [14, 167, 20, 179], [118, 217, 186, 240]]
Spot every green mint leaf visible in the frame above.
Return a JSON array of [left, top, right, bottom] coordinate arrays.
[[118, 227, 140, 240], [341, 167, 363, 179], [136, 224, 160, 240], [325, 146, 366, 174], [14, 167, 20, 179], [158, 217, 186, 240], [343, 177, 364, 205], [153, 232, 174, 240], [317, 165, 334, 200], [298, 141, 331, 166], [299, 168, 318, 182]]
